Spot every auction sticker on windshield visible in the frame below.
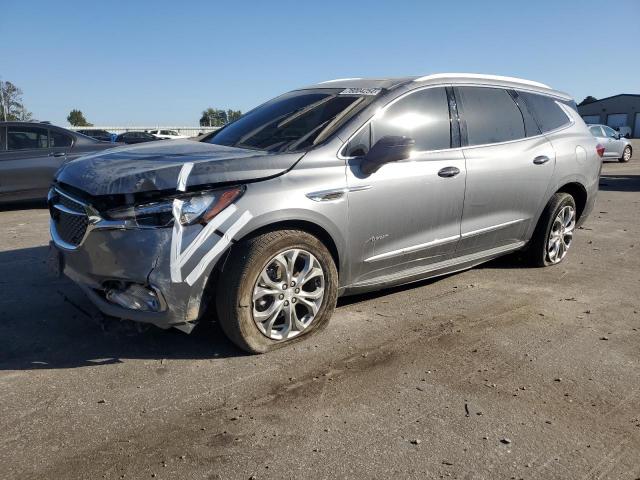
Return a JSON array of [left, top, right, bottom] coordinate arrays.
[[339, 88, 382, 95]]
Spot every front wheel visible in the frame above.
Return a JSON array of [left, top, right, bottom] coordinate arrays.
[[526, 193, 577, 267], [215, 229, 338, 353], [619, 145, 632, 163]]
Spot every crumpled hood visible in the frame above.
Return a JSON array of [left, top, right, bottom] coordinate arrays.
[[55, 139, 304, 196]]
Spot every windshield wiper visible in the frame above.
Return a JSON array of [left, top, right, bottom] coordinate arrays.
[[276, 95, 335, 129]]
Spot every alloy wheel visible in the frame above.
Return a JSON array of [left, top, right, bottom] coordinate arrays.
[[252, 248, 325, 340], [623, 147, 631, 162], [547, 205, 575, 264]]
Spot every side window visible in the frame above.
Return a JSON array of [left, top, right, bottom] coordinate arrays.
[[519, 92, 571, 133], [7, 126, 49, 150], [589, 126, 603, 137], [602, 126, 617, 138], [371, 87, 451, 151], [50, 130, 72, 147], [456, 86, 525, 146]]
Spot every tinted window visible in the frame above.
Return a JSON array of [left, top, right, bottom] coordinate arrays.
[[50, 130, 72, 147], [519, 92, 570, 133], [456, 87, 525, 146], [370, 87, 451, 152], [207, 89, 375, 153], [589, 126, 603, 137], [7, 126, 49, 150]]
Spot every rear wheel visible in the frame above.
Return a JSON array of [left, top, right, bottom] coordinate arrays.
[[619, 145, 632, 162], [526, 193, 576, 267], [216, 229, 338, 353]]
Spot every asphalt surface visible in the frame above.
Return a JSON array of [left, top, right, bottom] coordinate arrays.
[[1, 153, 639, 480]]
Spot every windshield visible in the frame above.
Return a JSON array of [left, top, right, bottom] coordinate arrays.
[[205, 88, 378, 152]]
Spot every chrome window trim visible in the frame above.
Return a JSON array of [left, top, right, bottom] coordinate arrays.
[[337, 83, 576, 160]]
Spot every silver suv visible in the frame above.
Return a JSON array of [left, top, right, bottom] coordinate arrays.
[[49, 74, 601, 353]]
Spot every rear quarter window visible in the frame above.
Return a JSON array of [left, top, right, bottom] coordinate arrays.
[[519, 92, 571, 133]]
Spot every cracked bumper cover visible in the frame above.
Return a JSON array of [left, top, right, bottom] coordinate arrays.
[[56, 224, 213, 332]]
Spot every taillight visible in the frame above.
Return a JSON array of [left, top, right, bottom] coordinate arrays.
[[596, 144, 605, 158]]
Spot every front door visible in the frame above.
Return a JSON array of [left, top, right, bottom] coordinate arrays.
[[343, 86, 466, 286]]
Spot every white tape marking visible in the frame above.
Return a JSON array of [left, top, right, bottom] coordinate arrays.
[[177, 204, 237, 269], [185, 210, 253, 286], [177, 162, 194, 192]]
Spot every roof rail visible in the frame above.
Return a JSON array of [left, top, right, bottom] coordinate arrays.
[[413, 73, 551, 89], [318, 78, 362, 84]]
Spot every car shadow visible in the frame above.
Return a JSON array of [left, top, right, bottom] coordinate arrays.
[[0, 245, 246, 371], [599, 174, 640, 193], [0, 199, 48, 211]]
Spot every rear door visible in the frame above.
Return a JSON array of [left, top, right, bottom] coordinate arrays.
[[0, 125, 53, 199], [344, 86, 467, 285], [455, 86, 556, 255]]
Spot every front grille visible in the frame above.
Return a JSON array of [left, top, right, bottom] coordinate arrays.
[[49, 188, 89, 248], [57, 193, 85, 213], [55, 211, 89, 245]]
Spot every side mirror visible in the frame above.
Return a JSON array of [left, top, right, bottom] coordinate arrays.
[[360, 135, 415, 175], [613, 133, 621, 140]]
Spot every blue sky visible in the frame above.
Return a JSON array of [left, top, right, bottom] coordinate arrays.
[[2, 0, 639, 126]]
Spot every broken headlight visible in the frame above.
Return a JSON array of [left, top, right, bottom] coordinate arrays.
[[106, 186, 244, 228]]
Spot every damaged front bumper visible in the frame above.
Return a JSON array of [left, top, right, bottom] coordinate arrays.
[[51, 225, 208, 333], [48, 186, 218, 333]]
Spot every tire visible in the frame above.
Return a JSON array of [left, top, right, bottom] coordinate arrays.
[[619, 145, 632, 163], [215, 229, 338, 353], [526, 193, 577, 267]]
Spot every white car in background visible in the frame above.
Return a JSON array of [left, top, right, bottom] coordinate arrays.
[[146, 129, 189, 140]]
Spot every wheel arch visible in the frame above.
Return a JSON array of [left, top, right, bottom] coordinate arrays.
[[555, 181, 588, 221], [237, 219, 342, 272]]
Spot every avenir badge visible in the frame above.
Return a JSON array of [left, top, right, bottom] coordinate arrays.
[[339, 88, 382, 96]]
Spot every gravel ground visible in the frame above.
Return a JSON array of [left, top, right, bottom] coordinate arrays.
[[1, 155, 639, 480]]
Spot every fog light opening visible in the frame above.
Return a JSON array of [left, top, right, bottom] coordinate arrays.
[[105, 283, 165, 312]]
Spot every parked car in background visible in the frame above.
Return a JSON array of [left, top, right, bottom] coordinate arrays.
[[588, 124, 632, 162], [49, 74, 601, 354], [76, 129, 114, 142], [147, 129, 188, 140], [0, 122, 117, 203], [615, 126, 632, 139], [115, 131, 159, 144]]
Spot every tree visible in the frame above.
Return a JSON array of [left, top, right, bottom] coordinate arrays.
[[578, 96, 598, 106], [0, 79, 33, 121], [227, 109, 242, 122], [200, 107, 242, 127], [67, 109, 92, 126]]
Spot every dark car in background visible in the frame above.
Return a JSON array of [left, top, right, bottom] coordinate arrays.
[[115, 131, 159, 144], [76, 128, 114, 142], [0, 122, 117, 203]]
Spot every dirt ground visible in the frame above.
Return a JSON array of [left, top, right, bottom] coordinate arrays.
[[1, 154, 639, 480]]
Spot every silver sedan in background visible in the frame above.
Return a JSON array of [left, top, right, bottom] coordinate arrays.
[[588, 124, 633, 162]]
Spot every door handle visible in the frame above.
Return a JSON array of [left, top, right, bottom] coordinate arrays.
[[533, 155, 550, 165], [49, 152, 67, 158], [438, 166, 460, 178]]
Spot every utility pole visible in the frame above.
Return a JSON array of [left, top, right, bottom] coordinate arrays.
[[0, 79, 7, 122]]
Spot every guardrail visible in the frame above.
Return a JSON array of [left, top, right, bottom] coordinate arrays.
[[67, 126, 220, 137]]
